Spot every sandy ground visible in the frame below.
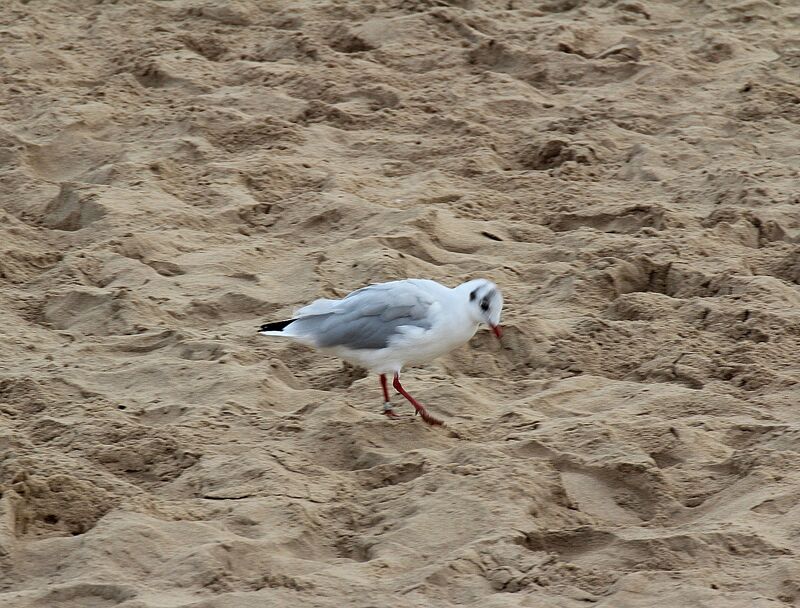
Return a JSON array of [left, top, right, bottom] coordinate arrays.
[[1, 0, 800, 606]]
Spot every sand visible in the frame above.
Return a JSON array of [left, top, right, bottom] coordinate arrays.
[[1, 0, 799, 606]]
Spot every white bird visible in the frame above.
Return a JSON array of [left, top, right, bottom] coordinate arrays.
[[258, 278, 504, 426]]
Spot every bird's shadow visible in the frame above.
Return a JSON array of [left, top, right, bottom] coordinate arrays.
[[314, 361, 369, 390]]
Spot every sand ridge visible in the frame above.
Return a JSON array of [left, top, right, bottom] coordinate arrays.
[[1, 0, 800, 606]]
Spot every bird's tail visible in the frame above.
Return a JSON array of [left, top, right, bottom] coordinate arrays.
[[258, 319, 296, 336]]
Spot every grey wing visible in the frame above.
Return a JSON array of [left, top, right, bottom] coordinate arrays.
[[291, 283, 434, 350]]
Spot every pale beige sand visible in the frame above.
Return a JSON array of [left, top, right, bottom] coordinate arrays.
[[1, 0, 800, 606]]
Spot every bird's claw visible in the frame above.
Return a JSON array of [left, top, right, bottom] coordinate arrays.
[[382, 398, 443, 426], [382, 402, 401, 419], [418, 408, 444, 427]]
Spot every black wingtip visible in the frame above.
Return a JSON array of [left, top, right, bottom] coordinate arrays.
[[258, 319, 296, 333]]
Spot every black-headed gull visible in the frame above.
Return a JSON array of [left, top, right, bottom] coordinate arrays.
[[258, 278, 503, 426]]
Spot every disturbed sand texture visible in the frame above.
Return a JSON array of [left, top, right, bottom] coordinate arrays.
[[2, 0, 800, 606]]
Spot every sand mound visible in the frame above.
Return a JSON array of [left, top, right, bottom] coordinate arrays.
[[1, 0, 799, 606]]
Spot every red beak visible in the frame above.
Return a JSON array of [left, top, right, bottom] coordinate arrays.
[[491, 324, 503, 339]]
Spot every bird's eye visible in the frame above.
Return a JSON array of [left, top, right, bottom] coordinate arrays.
[[480, 298, 490, 312]]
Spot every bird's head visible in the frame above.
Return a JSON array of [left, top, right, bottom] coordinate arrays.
[[460, 279, 504, 339]]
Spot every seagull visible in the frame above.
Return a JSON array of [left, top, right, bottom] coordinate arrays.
[[258, 278, 504, 426]]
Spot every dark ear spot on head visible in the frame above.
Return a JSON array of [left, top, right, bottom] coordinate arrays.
[[470, 289, 478, 301]]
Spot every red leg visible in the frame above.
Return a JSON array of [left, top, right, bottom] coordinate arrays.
[[380, 374, 390, 402], [392, 374, 444, 426], [380, 374, 400, 419]]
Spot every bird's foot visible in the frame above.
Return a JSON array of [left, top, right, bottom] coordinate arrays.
[[415, 407, 444, 427], [383, 402, 401, 420]]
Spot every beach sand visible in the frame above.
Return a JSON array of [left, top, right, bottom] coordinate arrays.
[[1, 0, 800, 606]]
